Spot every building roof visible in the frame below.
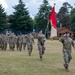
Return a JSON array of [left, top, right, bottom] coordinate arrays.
[[57, 27, 75, 34]]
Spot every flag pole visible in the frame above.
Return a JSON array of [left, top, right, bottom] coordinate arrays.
[[45, 9, 51, 38], [45, 20, 49, 38], [45, 3, 56, 38]]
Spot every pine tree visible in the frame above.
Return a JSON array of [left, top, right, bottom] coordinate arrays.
[[70, 8, 75, 31], [0, 4, 7, 30], [34, 0, 52, 33], [57, 2, 72, 28], [9, 0, 33, 33]]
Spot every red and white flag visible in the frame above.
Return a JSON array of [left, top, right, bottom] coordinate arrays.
[[49, 6, 57, 38]]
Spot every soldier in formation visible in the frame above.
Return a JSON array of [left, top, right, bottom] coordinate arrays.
[[22, 34, 27, 50], [26, 33, 34, 56], [9, 33, 16, 51], [1, 33, 8, 50], [17, 33, 23, 51]]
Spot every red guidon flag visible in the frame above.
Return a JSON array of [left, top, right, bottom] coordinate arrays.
[[49, 6, 57, 38]]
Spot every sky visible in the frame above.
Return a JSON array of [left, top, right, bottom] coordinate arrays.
[[0, 0, 75, 18]]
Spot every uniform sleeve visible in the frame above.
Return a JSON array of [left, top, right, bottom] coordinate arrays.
[[59, 36, 65, 43], [32, 36, 34, 43], [43, 35, 46, 42], [71, 40, 75, 48]]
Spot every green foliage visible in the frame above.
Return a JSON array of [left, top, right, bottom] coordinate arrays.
[[34, 0, 52, 33], [9, 0, 33, 33], [57, 2, 72, 28], [0, 4, 7, 30], [70, 8, 75, 31]]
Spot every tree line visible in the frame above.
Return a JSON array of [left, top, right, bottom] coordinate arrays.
[[0, 0, 75, 34]]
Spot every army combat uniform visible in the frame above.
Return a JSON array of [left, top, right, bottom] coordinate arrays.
[[59, 35, 75, 70], [9, 33, 16, 51], [1, 34, 8, 50], [17, 34, 23, 51], [0, 35, 2, 49], [37, 33, 45, 61], [26, 33, 34, 56], [22, 35, 27, 50]]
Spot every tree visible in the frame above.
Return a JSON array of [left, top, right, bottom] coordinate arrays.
[[9, 0, 33, 33], [70, 8, 75, 31], [0, 4, 7, 30], [57, 2, 72, 28], [34, 0, 52, 33]]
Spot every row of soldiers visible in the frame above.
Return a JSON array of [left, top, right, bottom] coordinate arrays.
[[0, 31, 46, 60], [0, 33, 34, 51]]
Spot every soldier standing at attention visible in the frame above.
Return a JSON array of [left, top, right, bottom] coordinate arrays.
[[1, 33, 8, 50], [9, 33, 16, 51], [26, 33, 34, 56], [17, 33, 23, 51], [59, 32, 75, 71], [22, 34, 27, 50], [37, 30, 46, 61]]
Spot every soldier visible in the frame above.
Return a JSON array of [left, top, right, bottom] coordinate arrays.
[[17, 33, 23, 51], [26, 33, 34, 56], [0, 34, 3, 50], [1, 33, 8, 50], [0, 34, 2, 49], [15, 35, 19, 50], [9, 33, 16, 51], [59, 32, 75, 71], [37, 30, 46, 61], [22, 34, 27, 50]]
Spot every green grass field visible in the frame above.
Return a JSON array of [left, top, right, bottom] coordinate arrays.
[[0, 40, 75, 75]]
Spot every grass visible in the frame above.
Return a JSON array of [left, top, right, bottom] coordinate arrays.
[[0, 39, 75, 75]]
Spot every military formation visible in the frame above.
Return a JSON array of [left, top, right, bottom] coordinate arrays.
[[0, 32, 33, 51], [0, 30, 75, 71], [0, 30, 46, 60]]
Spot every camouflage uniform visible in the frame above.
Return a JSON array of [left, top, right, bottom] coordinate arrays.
[[22, 35, 27, 50], [26, 33, 34, 56], [0, 34, 3, 50], [15, 35, 19, 50], [1, 34, 8, 50], [17, 34, 23, 51], [37, 33, 45, 61], [0, 35, 2, 49], [9, 33, 16, 51], [59, 35, 75, 70]]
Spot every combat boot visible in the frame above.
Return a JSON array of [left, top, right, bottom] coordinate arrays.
[[40, 56, 42, 61], [64, 64, 69, 72]]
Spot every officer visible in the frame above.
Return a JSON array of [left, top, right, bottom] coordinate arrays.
[[59, 32, 75, 71]]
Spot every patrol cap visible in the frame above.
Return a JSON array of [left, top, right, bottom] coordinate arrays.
[[65, 32, 70, 34]]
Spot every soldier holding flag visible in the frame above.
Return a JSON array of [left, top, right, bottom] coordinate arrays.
[[37, 30, 46, 61]]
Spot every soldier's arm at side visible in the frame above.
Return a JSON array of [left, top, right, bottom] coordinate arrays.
[[71, 40, 75, 50], [32, 36, 34, 43]]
